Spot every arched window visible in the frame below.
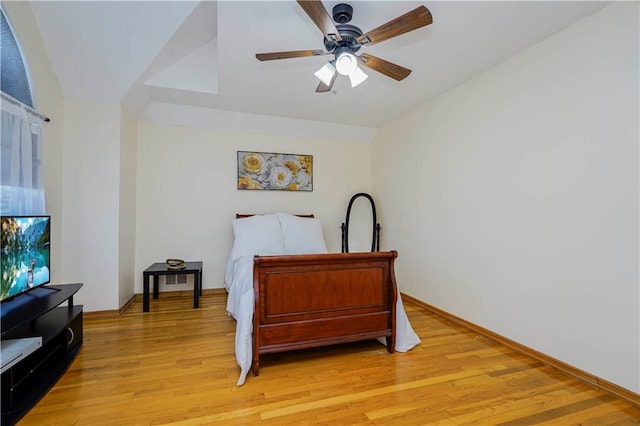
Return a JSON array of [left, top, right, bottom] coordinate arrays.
[[1, 6, 45, 215], [1, 7, 34, 108]]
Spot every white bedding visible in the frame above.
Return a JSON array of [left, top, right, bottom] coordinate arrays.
[[224, 253, 421, 386]]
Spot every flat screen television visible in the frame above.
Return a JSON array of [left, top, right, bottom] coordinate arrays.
[[0, 215, 51, 302]]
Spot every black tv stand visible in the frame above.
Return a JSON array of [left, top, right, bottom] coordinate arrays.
[[1, 283, 83, 425], [39, 286, 63, 293]]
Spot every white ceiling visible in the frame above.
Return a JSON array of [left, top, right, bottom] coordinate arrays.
[[29, 1, 609, 130]]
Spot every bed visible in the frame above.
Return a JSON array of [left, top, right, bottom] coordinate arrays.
[[225, 213, 420, 385]]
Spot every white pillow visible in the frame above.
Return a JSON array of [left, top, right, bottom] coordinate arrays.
[[229, 214, 285, 260], [277, 213, 328, 254]]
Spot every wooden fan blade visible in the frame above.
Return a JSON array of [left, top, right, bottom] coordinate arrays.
[[256, 50, 326, 61], [297, 0, 342, 42], [359, 53, 411, 81], [356, 5, 432, 46], [316, 72, 337, 93]]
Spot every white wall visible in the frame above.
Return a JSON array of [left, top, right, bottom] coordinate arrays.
[[373, 2, 639, 393], [61, 100, 121, 311], [118, 108, 137, 307], [135, 121, 372, 293]]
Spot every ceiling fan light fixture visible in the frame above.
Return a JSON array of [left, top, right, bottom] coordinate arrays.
[[314, 61, 336, 86], [348, 66, 368, 88], [335, 47, 358, 76], [256, 3, 433, 93]]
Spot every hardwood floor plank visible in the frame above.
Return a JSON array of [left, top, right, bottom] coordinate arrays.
[[506, 395, 638, 425], [14, 293, 640, 425], [260, 369, 484, 420]]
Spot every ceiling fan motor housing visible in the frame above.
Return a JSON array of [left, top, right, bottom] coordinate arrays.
[[333, 3, 353, 23], [324, 4, 364, 53], [323, 24, 363, 53]]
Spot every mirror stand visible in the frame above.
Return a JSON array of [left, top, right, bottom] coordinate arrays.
[[341, 192, 381, 253]]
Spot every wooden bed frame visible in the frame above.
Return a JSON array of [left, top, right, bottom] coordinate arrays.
[[238, 214, 397, 377], [251, 252, 398, 376]]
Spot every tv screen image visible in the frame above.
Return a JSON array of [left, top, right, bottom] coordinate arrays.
[[1, 215, 51, 302]]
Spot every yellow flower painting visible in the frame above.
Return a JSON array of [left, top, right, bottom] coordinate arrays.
[[237, 151, 313, 191]]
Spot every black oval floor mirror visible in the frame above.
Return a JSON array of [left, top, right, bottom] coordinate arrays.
[[341, 193, 381, 253]]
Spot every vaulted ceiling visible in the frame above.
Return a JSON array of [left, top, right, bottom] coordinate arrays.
[[28, 1, 609, 130]]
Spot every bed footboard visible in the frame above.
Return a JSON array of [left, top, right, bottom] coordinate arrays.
[[252, 251, 398, 376]]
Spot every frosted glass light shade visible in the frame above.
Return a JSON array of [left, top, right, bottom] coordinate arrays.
[[348, 66, 368, 87], [314, 62, 336, 85], [335, 51, 358, 76]]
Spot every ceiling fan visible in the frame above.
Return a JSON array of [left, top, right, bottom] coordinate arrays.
[[256, 1, 433, 93]]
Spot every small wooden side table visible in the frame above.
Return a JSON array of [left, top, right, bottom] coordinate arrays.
[[142, 261, 203, 312]]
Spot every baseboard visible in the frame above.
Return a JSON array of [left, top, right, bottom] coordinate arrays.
[[83, 309, 122, 320], [81, 295, 136, 319], [401, 293, 640, 409], [119, 294, 136, 315], [139, 288, 226, 299], [84, 288, 228, 318]]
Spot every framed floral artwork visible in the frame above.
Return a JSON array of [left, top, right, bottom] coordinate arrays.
[[237, 151, 313, 191]]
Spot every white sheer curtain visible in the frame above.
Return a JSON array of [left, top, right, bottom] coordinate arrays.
[[0, 94, 45, 215]]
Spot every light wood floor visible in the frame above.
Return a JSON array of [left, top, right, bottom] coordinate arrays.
[[18, 292, 640, 425]]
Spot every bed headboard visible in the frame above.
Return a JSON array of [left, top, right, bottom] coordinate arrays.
[[235, 214, 314, 219]]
